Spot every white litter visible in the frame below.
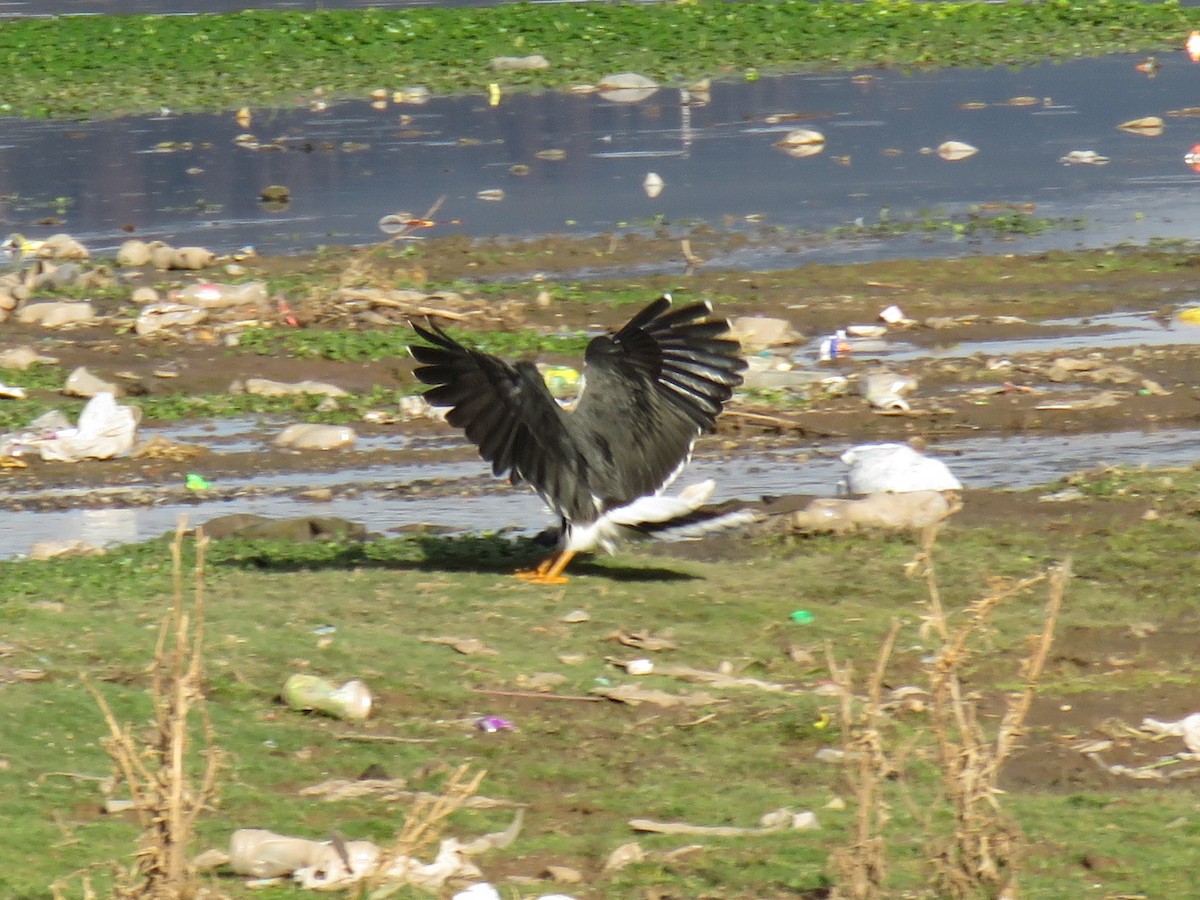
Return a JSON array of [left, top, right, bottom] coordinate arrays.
[[24, 393, 139, 462], [1142, 713, 1200, 753], [840, 443, 962, 494]]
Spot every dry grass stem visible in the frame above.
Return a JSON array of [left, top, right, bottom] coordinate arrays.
[[825, 619, 902, 900], [366, 764, 486, 898], [914, 523, 1069, 898], [78, 520, 224, 899]]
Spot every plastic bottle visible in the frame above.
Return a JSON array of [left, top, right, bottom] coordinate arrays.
[[283, 674, 372, 720]]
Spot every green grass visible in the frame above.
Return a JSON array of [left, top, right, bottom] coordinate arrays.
[[3, 0, 1200, 118], [2, 464, 1199, 897]]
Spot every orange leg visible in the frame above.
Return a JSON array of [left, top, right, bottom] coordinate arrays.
[[514, 550, 576, 585]]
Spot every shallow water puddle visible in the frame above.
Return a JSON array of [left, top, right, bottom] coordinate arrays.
[[5, 425, 1196, 560], [793, 307, 1200, 365]]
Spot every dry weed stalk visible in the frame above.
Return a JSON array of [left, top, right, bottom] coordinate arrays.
[[365, 764, 486, 899], [825, 620, 902, 900], [910, 522, 1069, 899], [81, 522, 223, 899]]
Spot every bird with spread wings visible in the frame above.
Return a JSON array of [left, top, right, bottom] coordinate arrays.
[[409, 294, 747, 584]]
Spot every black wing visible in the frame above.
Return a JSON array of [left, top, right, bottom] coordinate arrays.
[[409, 296, 746, 522], [571, 295, 746, 507], [410, 319, 594, 519]]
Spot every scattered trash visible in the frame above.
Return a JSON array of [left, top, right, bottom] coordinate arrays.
[[185, 473, 211, 491], [1117, 115, 1164, 136], [774, 128, 825, 158], [20, 393, 139, 462], [819, 330, 849, 361], [790, 610, 815, 625], [642, 171, 664, 198], [173, 280, 268, 309], [274, 423, 357, 451], [1178, 307, 1200, 324], [476, 715, 516, 733], [860, 371, 918, 412], [840, 442, 962, 494], [936, 140, 979, 161], [845, 324, 887, 338], [283, 674, 372, 720], [222, 823, 500, 891], [1059, 149, 1110, 166], [540, 364, 581, 398], [622, 658, 655, 676], [476, 188, 505, 202], [134, 301, 207, 336], [1188, 30, 1200, 63]]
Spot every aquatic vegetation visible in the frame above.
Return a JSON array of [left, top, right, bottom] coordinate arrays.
[[2, 1, 1199, 118]]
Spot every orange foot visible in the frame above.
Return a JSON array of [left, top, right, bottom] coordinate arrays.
[[514, 550, 575, 585]]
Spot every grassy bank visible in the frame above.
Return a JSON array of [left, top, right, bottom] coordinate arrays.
[[2, 462, 1199, 897], [2, 0, 1200, 118]]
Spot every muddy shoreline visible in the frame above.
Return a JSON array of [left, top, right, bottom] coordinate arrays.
[[0, 235, 1198, 548]]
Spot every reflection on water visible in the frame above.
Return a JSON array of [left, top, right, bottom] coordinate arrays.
[[6, 54, 1200, 262]]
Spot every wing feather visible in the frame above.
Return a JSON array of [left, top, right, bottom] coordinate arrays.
[[572, 295, 746, 506], [409, 321, 595, 519]]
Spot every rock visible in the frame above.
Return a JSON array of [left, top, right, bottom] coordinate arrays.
[[170, 246, 217, 269], [244, 378, 348, 398], [28, 539, 106, 560], [275, 423, 357, 450], [116, 239, 155, 267], [260, 184, 290, 204], [36, 233, 89, 260], [130, 286, 160, 304], [728, 316, 801, 351], [16, 301, 97, 328], [150, 244, 179, 269], [597, 72, 658, 102], [0, 346, 58, 369], [64, 366, 119, 398], [491, 55, 550, 71], [201, 513, 366, 542], [791, 491, 953, 533]]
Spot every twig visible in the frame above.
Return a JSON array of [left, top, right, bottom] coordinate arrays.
[[334, 733, 438, 743], [470, 688, 604, 702]]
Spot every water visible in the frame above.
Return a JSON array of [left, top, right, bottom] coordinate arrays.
[[8, 54, 1200, 262], [5, 422, 1197, 559]]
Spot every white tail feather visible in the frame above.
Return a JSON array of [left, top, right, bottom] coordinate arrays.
[[605, 479, 716, 526]]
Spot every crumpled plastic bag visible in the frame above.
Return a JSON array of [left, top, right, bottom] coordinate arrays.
[[840, 442, 962, 494], [14, 393, 139, 461]]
